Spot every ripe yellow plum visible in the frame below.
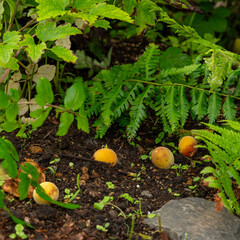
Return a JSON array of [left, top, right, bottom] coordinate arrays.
[[93, 148, 118, 166], [178, 136, 197, 157], [151, 147, 174, 169], [33, 182, 59, 205]]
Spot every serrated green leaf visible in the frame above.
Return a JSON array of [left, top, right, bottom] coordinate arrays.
[[9, 88, 20, 102], [72, 0, 105, 10], [0, 57, 19, 70], [122, 0, 137, 15], [6, 102, 18, 122], [0, 90, 10, 109], [19, 34, 46, 63], [36, 22, 81, 42], [64, 81, 86, 111], [135, 0, 159, 34], [0, 138, 19, 178], [35, 77, 54, 106], [30, 107, 52, 129], [1, 120, 19, 132], [36, 0, 69, 21], [49, 46, 77, 63], [90, 3, 133, 23], [0, 31, 20, 63], [56, 112, 74, 136], [18, 172, 31, 200], [20, 163, 39, 181], [93, 19, 111, 30]]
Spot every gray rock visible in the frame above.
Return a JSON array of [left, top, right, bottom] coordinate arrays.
[[144, 197, 240, 240]]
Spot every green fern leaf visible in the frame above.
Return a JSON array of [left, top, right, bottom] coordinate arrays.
[[191, 90, 208, 120], [155, 93, 172, 134], [207, 92, 222, 123], [222, 96, 236, 120], [165, 86, 180, 131], [127, 85, 152, 138], [159, 64, 200, 78], [101, 81, 124, 126], [134, 43, 161, 81], [179, 86, 190, 127]]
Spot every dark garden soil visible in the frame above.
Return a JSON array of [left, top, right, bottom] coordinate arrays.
[[0, 115, 218, 240]]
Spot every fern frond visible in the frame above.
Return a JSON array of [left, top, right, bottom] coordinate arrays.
[[222, 96, 236, 120], [134, 43, 161, 81], [194, 121, 240, 214], [179, 86, 190, 127], [207, 92, 222, 124], [127, 85, 152, 138], [164, 86, 180, 132], [191, 90, 208, 120], [223, 120, 240, 132], [159, 64, 200, 78], [155, 93, 172, 134], [101, 81, 124, 126], [113, 82, 141, 118]]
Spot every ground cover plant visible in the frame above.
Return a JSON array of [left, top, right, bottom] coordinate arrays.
[[0, 0, 240, 239]]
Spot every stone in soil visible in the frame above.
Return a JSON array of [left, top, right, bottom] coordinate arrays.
[[144, 197, 240, 240]]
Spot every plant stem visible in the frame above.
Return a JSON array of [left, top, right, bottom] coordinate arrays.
[[125, 79, 240, 101], [7, 0, 20, 31], [158, 213, 162, 239], [128, 214, 135, 240]]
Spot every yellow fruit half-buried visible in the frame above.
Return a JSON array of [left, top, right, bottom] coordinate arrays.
[[93, 148, 118, 166], [151, 147, 174, 169], [33, 182, 59, 205], [178, 136, 197, 157]]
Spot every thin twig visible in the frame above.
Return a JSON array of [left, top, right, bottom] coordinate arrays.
[[7, 0, 20, 31]]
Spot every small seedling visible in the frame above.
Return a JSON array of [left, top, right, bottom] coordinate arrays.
[[96, 222, 110, 232], [155, 132, 164, 144], [69, 162, 74, 168], [9, 224, 27, 239], [94, 196, 127, 218], [64, 174, 81, 202], [120, 193, 134, 204], [171, 164, 190, 176], [49, 158, 61, 164], [47, 166, 57, 176], [168, 188, 180, 197], [106, 181, 115, 189], [64, 188, 74, 200]]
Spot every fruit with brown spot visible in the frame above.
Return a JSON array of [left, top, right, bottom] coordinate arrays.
[[178, 136, 197, 157]]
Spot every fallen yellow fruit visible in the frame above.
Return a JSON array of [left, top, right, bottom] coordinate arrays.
[[33, 182, 59, 205], [93, 148, 118, 166], [151, 147, 174, 169], [178, 136, 197, 157]]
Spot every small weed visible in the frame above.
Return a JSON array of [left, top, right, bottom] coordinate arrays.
[[9, 224, 27, 239], [69, 162, 74, 168], [96, 222, 110, 232], [171, 164, 190, 176], [106, 181, 115, 189]]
